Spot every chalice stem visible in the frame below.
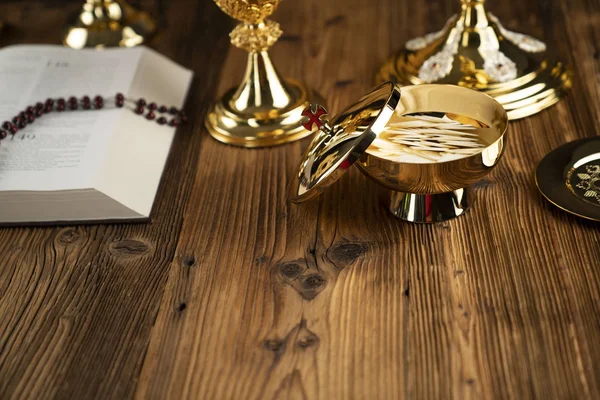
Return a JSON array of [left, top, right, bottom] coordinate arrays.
[[230, 50, 294, 113], [460, 0, 489, 28], [207, 1, 322, 147]]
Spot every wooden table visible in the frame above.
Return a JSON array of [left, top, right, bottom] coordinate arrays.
[[1, 0, 599, 398]]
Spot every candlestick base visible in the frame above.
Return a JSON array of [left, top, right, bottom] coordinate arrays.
[[63, 0, 156, 49]]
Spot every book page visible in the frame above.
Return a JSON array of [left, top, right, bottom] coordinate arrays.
[[96, 47, 193, 217], [0, 45, 143, 191]]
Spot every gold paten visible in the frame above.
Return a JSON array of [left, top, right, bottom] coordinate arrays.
[[206, 0, 322, 148], [63, 0, 156, 49], [536, 138, 600, 222], [377, 0, 572, 120], [289, 83, 508, 223]]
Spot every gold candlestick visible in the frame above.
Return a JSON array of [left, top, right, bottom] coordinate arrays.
[[206, 0, 323, 148], [377, 0, 572, 120], [63, 0, 156, 49]]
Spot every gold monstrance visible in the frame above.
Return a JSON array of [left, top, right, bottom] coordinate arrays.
[[64, 0, 156, 49], [377, 0, 572, 120], [206, 0, 322, 147]]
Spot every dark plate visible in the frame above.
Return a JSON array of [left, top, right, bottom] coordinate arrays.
[[535, 138, 600, 222]]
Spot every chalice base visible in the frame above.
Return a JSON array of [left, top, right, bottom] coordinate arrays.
[[206, 79, 322, 148], [63, 1, 156, 49], [378, 51, 571, 121], [387, 187, 472, 223], [376, 4, 572, 120]]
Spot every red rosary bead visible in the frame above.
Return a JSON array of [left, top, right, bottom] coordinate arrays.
[[5, 94, 185, 138], [94, 96, 104, 109]]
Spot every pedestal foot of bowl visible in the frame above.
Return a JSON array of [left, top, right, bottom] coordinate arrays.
[[387, 187, 472, 223]]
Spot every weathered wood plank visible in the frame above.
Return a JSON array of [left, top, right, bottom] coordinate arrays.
[[0, 0, 599, 399], [0, 1, 230, 398]]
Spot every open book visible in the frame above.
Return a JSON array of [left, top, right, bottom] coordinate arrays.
[[0, 45, 193, 225]]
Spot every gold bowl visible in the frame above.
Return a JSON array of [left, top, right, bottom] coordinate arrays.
[[290, 83, 508, 223]]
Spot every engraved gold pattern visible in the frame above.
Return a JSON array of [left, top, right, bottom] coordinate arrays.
[[230, 20, 282, 52], [575, 165, 600, 204], [213, 0, 279, 24]]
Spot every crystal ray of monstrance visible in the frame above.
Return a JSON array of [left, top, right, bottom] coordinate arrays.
[[377, 0, 572, 120], [64, 0, 156, 49]]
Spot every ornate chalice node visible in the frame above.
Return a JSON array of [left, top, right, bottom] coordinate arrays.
[[289, 82, 509, 224], [377, 0, 572, 120], [63, 0, 156, 49], [536, 138, 600, 222], [206, 0, 323, 148]]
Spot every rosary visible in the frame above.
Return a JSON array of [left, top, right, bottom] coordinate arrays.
[[0, 93, 188, 140]]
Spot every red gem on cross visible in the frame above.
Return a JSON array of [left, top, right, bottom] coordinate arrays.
[[301, 104, 328, 131]]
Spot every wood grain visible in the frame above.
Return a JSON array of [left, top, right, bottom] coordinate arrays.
[[1, 0, 600, 399]]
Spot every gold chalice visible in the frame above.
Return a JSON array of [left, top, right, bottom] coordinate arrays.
[[206, 0, 322, 148], [377, 0, 572, 120], [63, 0, 156, 49]]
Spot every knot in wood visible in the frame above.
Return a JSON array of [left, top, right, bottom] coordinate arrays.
[[264, 339, 283, 352], [301, 274, 326, 290], [278, 261, 306, 281], [57, 227, 82, 246], [327, 242, 365, 269], [297, 336, 317, 349], [183, 256, 196, 267], [109, 239, 151, 256]]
